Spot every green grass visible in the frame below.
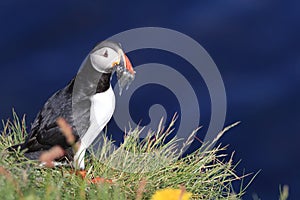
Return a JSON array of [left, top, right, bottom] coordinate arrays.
[[0, 111, 258, 199]]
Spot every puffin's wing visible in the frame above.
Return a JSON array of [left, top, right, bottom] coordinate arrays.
[[25, 79, 81, 150]]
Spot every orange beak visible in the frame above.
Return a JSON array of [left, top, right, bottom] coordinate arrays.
[[124, 54, 135, 75]]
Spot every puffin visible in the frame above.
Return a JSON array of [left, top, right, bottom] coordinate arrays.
[[8, 41, 135, 170]]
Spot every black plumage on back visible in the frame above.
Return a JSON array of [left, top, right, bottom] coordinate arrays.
[[9, 71, 112, 160], [8, 79, 77, 160]]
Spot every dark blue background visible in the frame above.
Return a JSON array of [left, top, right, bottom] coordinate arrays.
[[0, 1, 299, 199]]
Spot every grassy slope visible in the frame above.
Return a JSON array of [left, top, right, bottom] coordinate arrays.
[[0, 112, 270, 199]]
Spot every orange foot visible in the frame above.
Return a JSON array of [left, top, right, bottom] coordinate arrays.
[[75, 170, 87, 179], [88, 176, 113, 184], [71, 170, 113, 184], [69, 170, 87, 179]]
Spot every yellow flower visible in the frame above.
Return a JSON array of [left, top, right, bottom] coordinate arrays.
[[151, 188, 192, 200]]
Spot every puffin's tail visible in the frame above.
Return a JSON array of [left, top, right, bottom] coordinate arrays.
[[6, 143, 26, 152], [7, 144, 43, 160], [6, 142, 49, 160], [7, 138, 49, 153]]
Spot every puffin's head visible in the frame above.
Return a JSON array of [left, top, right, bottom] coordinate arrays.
[[90, 41, 135, 95]]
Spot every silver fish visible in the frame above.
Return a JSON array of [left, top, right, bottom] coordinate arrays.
[[115, 64, 135, 95]]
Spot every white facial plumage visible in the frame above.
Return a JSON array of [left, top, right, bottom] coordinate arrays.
[[90, 47, 120, 73]]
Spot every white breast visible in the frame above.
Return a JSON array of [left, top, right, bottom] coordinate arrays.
[[78, 85, 115, 150], [90, 85, 116, 126], [73, 85, 115, 169]]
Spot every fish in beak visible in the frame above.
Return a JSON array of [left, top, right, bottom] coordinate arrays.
[[115, 53, 135, 95]]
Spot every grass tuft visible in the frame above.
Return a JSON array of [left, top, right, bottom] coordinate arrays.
[[0, 111, 252, 199]]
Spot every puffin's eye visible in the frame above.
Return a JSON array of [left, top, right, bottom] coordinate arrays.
[[103, 50, 108, 58]]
